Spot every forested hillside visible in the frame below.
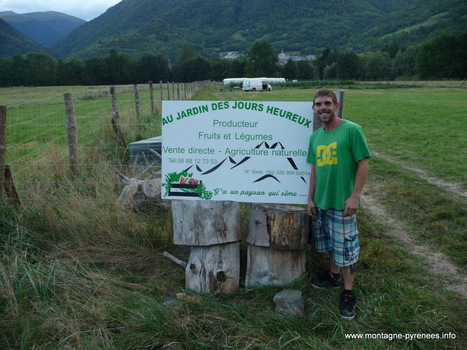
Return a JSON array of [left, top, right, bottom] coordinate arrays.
[[0, 18, 48, 57], [51, 0, 466, 59], [0, 11, 85, 47]]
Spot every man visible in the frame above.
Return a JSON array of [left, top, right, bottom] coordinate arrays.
[[307, 88, 371, 320]]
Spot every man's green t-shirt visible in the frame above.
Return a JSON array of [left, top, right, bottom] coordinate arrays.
[[307, 120, 371, 210]]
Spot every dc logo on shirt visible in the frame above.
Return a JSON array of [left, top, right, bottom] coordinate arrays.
[[317, 142, 338, 166]]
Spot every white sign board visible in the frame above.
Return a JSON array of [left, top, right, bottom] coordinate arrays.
[[161, 100, 314, 204]]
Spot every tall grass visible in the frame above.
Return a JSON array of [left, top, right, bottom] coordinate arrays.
[[0, 84, 465, 349]]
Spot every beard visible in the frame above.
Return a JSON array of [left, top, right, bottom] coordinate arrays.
[[317, 110, 335, 124]]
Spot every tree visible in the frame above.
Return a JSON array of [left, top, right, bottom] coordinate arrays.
[[337, 51, 361, 80], [106, 49, 135, 84], [283, 59, 298, 80], [324, 62, 338, 80], [10, 55, 29, 86], [315, 47, 339, 80], [393, 46, 417, 78], [0, 58, 12, 86], [177, 57, 211, 82], [176, 45, 197, 65], [227, 59, 246, 78], [26, 52, 58, 86], [58, 58, 86, 85], [172, 45, 199, 81], [137, 53, 171, 83], [210, 58, 231, 81], [365, 51, 392, 80], [85, 57, 111, 85], [452, 34, 467, 79], [297, 60, 315, 80], [416, 34, 463, 79], [246, 40, 278, 77]]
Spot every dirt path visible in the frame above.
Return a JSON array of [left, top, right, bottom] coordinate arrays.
[[371, 150, 467, 199], [362, 151, 466, 298]]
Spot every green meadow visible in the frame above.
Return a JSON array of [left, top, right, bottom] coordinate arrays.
[[0, 83, 466, 349]]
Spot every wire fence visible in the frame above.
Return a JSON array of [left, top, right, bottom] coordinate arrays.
[[0, 81, 209, 207]]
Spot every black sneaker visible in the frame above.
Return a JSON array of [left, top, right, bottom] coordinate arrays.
[[340, 290, 357, 320], [310, 271, 343, 289]]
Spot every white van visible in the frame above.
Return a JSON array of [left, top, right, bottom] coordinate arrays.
[[242, 78, 272, 91]]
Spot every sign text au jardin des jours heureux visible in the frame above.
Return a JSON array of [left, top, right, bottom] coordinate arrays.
[[162, 100, 314, 204]]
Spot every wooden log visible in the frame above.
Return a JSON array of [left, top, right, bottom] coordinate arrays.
[[245, 245, 306, 287], [245, 203, 310, 287], [172, 200, 242, 246], [247, 203, 309, 250], [186, 242, 240, 293]]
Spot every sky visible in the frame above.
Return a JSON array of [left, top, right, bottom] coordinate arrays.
[[0, 0, 122, 21]]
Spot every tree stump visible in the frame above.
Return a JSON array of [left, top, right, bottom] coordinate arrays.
[[172, 200, 241, 246], [186, 242, 240, 293], [172, 200, 242, 293], [245, 203, 310, 287]]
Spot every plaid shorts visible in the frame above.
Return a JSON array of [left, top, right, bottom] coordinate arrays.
[[312, 208, 359, 267]]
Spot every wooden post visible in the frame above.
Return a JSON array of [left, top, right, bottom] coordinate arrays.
[[110, 87, 127, 148], [149, 81, 155, 118], [64, 93, 79, 176], [134, 84, 140, 117], [159, 81, 163, 100], [167, 81, 171, 100], [245, 204, 310, 286], [172, 200, 242, 293], [335, 90, 344, 119], [0, 106, 6, 200], [4, 165, 24, 210]]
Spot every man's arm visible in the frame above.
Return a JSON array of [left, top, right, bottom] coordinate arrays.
[[307, 164, 317, 217], [344, 157, 369, 216]]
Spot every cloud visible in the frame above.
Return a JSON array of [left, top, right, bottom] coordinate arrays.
[[0, 0, 121, 20]]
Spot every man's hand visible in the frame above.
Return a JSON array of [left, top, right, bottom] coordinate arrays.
[[344, 157, 369, 216], [308, 198, 318, 220], [344, 195, 359, 216]]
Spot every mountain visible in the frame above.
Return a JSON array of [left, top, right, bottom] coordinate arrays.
[[51, 0, 467, 60], [0, 11, 86, 47], [0, 18, 48, 57]]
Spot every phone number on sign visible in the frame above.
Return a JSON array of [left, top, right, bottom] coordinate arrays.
[[166, 158, 218, 165]]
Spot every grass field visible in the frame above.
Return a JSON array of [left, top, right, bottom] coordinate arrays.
[[0, 83, 466, 349]]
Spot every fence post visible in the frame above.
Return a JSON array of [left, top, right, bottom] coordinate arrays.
[[149, 81, 155, 118], [134, 84, 140, 117], [167, 81, 171, 100], [110, 87, 127, 148], [0, 106, 6, 200], [64, 93, 79, 176], [160, 81, 163, 100]]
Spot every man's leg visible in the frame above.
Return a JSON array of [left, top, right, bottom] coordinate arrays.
[[311, 210, 344, 289], [340, 266, 357, 320], [342, 265, 354, 290], [328, 210, 359, 321]]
